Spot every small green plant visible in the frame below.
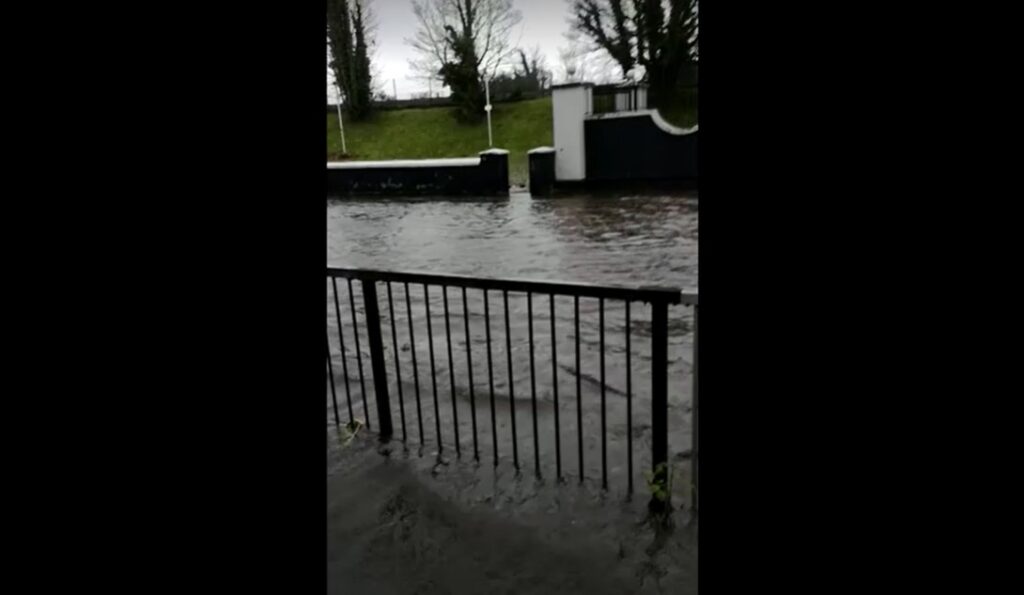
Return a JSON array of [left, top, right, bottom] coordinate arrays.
[[645, 463, 675, 526], [645, 462, 672, 503], [340, 419, 363, 447]]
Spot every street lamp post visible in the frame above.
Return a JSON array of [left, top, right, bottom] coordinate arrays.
[[333, 82, 347, 155], [484, 77, 493, 148]]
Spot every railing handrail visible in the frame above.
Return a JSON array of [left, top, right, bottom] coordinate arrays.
[[326, 265, 698, 513], [327, 266, 696, 305]]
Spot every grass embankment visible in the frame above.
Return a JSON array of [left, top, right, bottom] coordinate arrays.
[[326, 95, 697, 187], [327, 97, 553, 187]]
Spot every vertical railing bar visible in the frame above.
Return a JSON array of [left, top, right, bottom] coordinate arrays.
[[331, 278, 354, 425], [575, 295, 583, 483], [404, 282, 424, 447], [361, 280, 392, 440], [691, 303, 699, 515], [424, 284, 442, 452], [484, 289, 498, 464], [504, 289, 519, 472], [347, 278, 370, 430], [551, 293, 561, 481], [528, 292, 540, 478], [600, 297, 607, 490], [651, 298, 670, 511], [443, 286, 461, 457], [386, 282, 407, 443], [462, 287, 479, 461], [326, 333, 340, 427], [626, 299, 633, 495]]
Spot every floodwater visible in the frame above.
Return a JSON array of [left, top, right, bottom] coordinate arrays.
[[328, 432, 698, 594], [327, 191, 698, 494]]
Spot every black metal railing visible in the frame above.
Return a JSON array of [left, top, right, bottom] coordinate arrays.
[[326, 267, 698, 509], [592, 84, 645, 114]]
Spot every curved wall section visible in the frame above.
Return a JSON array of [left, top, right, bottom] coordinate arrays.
[[583, 111, 697, 182]]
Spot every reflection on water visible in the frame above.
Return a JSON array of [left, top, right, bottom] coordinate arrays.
[[327, 192, 697, 488]]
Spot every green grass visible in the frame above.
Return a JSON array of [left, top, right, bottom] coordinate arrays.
[[327, 97, 553, 187], [326, 94, 697, 187]]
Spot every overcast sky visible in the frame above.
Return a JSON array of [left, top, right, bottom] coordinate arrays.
[[328, 0, 578, 101]]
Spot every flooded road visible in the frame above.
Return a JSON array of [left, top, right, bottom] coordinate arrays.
[[327, 192, 696, 289], [327, 192, 698, 494]]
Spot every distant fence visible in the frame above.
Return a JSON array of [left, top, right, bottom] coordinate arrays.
[[592, 84, 648, 114], [327, 90, 550, 114], [592, 83, 699, 115]]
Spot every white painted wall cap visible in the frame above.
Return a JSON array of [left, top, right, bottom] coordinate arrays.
[[479, 148, 509, 155], [585, 109, 698, 135], [327, 157, 480, 169], [551, 82, 594, 90], [528, 146, 556, 154]]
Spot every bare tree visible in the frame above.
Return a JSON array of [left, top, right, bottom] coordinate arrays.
[[557, 29, 618, 84], [514, 45, 551, 88], [352, 1, 386, 98], [327, 3, 385, 100], [571, 0, 698, 97], [327, 0, 377, 120], [407, 0, 524, 84]]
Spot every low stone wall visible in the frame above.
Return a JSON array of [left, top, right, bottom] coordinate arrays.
[[527, 147, 556, 197], [326, 149, 509, 198]]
